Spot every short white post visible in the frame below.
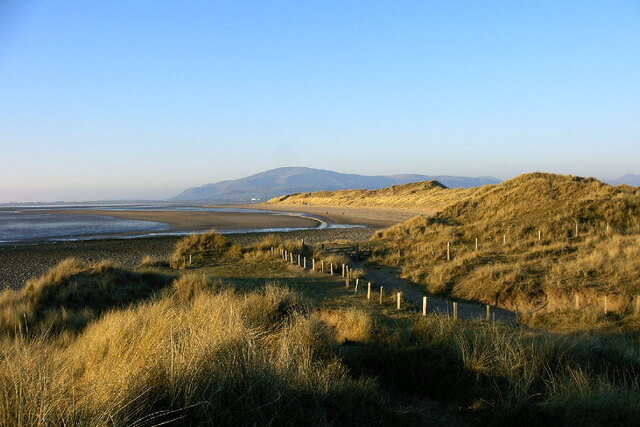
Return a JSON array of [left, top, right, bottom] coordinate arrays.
[[321, 260, 324, 273], [422, 296, 427, 316], [312, 258, 315, 271], [303, 257, 307, 269], [189, 254, 192, 265], [453, 302, 458, 320], [354, 279, 359, 294], [575, 222, 579, 238], [396, 292, 401, 310], [342, 264, 345, 277], [503, 234, 506, 245], [379, 286, 384, 304], [297, 254, 301, 266], [367, 282, 371, 300], [475, 238, 478, 251], [290, 253, 294, 263], [330, 263, 333, 275], [447, 241, 450, 261], [538, 230, 541, 241], [486, 305, 491, 321], [575, 294, 579, 310]]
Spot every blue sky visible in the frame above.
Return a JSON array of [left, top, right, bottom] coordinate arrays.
[[1, 1, 639, 202]]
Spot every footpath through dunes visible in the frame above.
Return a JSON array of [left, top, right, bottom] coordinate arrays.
[[363, 265, 516, 324], [368, 173, 640, 331]]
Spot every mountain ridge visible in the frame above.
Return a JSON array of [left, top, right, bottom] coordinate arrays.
[[170, 167, 501, 201]]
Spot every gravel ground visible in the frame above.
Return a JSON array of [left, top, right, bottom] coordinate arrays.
[[0, 227, 376, 290]]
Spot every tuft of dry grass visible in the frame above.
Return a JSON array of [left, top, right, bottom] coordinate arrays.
[[314, 308, 373, 344], [171, 230, 242, 268]]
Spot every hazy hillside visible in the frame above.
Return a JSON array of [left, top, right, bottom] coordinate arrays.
[[607, 174, 640, 187], [171, 167, 501, 201]]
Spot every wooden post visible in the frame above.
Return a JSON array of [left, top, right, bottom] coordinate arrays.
[[290, 253, 294, 263], [367, 282, 371, 300], [297, 254, 301, 266], [604, 295, 608, 313], [475, 237, 478, 251], [303, 257, 307, 269], [379, 286, 384, 304], [312, 258, 315, 271], [447, 241, 450, 261], [453, 302, 458, 320], [486, 305, 491, 321], [330, 263, 333, 275], [422, 296, 427, 316], [354, 279, 359, 294], [575, 294, 579, 310], [342, 264, 345, 277], [396, 292, 402, 310], [321, 260, 324, 273]]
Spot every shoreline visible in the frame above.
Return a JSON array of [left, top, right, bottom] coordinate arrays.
[[0, 227, 377, 290]]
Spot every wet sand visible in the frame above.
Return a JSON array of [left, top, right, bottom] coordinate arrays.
[[53, 209, 321, 232]]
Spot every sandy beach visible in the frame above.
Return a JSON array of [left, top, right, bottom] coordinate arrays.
[[234, 204, 423, 228], [52, 208, 322, 232]]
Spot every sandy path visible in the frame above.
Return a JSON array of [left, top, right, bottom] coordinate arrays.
[[363, 265, 517, 324]]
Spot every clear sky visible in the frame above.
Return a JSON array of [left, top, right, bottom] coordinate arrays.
[[1, 1, 639, 202]]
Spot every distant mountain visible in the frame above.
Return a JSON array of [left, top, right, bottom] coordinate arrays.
[[170, 167, 501, 202], [606, 174, 640, 187]]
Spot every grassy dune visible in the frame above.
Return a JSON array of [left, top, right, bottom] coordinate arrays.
[[2, 229, 640, 425], [364, 173, 640, 330], [267, 180, 472, 211]]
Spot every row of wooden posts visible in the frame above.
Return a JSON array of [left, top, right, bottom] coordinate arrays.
[[273, 246, 499, 321], [549, 293, 640, 315], [435, 222, 626, 262]]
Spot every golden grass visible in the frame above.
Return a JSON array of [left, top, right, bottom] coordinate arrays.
[[267, 180, 473, 211], [0, 281, 392, 426], [171, 230, 242, 268], [0, 258, 171, 336]]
